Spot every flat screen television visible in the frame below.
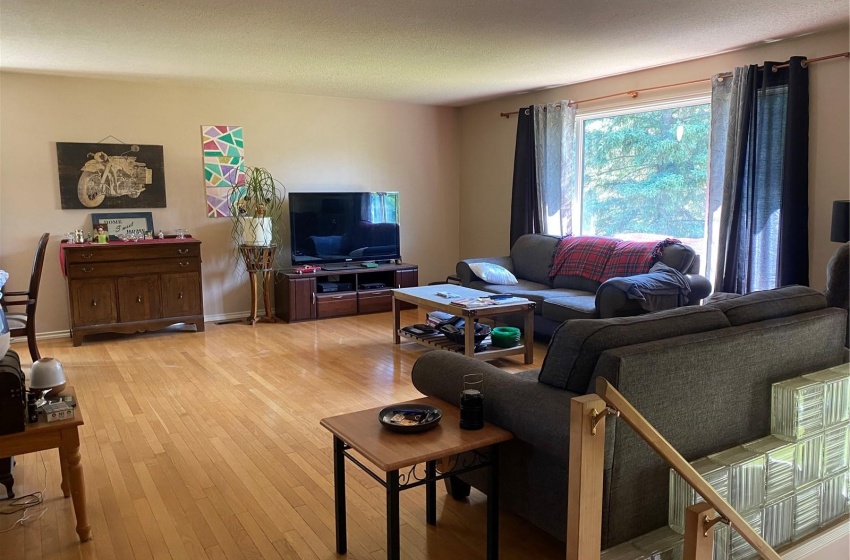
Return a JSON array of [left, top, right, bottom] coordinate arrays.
[[289, 192, 401, 265]]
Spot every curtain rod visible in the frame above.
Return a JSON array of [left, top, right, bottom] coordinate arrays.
[[499, 51, 849, 118]]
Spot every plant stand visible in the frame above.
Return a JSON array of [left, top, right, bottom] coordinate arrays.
[[239, 244, 277, 325]]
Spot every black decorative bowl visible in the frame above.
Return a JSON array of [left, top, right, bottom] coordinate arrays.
[[378, 404, 442, 433]]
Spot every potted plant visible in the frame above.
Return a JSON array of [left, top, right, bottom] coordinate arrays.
[[227, 167, 286, 248]]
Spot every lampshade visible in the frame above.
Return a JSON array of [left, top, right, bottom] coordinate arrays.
[[832, 200, 850, 243], [30, 357, 67, 397]]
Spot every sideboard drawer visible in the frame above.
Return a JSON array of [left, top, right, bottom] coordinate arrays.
[[358, 290, 392, 314], [316, 292, 357, 319], [68, 258, 200, 278], [65, 243, 200, 264]]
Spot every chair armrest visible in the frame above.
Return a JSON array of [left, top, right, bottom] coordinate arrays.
[[685, 274, 712, 303], [456, 256, 513, 285], [411, 351, 578, 458]]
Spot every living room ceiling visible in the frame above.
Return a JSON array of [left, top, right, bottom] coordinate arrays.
[[0, 0, 847, 106]]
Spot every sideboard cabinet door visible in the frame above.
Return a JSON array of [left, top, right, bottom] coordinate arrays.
[[161, 272, 202, 317], [117, 275, 162, 322], [70, 279, 118, 326]]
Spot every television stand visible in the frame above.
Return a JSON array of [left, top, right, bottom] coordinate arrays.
[[274, 262, 418, 322]]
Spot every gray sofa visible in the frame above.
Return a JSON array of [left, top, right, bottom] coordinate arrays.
[[457, 234, 712, 338], [411, 285, 847, 549]]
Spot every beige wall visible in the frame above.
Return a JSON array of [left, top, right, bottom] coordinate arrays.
[[0, 74, 460, 334], [458, 26, 850, 291]]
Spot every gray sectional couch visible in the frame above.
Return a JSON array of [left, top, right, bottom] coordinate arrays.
[[411, 285, 847, 549], [457, 234, 712, 338]]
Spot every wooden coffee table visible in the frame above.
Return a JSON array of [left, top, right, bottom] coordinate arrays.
[[392, 284, 535, 364], [320, 397, 513, 560]]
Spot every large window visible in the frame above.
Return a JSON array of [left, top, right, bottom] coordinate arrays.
[[575, 98, 711, 266]]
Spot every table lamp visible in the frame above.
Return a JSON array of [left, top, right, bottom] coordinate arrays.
[[30, 358, 67, 397], [826, 200, 849, 347]]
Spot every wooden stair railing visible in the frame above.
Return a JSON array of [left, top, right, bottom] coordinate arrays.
[[567, 377, 782, 560]]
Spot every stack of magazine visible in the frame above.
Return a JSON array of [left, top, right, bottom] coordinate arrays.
[[450, 296, 528, 307]]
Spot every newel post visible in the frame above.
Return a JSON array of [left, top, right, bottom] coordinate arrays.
[[683, 502, 719, 560], [567, 394, 613, 560]]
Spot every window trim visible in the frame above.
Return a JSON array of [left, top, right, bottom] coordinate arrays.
[[573, 93, 712, 235]]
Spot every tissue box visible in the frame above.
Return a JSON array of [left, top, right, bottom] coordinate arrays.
[[40, 401, 74, 423]]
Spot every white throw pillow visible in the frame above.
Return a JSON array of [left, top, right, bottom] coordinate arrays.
[[468, 263, 519, 285]]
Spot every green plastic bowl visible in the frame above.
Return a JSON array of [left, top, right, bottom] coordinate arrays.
[[491, 326, 521, 348]]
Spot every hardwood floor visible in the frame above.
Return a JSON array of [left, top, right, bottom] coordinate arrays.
[[0, 310, 563, 560]]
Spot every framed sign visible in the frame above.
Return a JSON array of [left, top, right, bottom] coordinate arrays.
[[57, 142, 166, 209], [90, 212, 154, 240]]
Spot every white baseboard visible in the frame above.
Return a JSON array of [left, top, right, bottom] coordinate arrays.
[[11, 309, 276, 344], [10, 330, 70, 343], [204, 308, 274, 322]]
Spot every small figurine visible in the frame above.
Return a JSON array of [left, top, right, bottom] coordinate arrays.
[[85, 231, 94, 243], [144, 231, 153, 240], [94, 224, 109, 244], [157, 230, 164, 239]]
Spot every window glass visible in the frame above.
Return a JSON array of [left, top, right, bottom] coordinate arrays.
[[578, 101, 711, 267]]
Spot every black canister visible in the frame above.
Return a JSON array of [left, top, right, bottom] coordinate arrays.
[[459, 373, 484, 430]]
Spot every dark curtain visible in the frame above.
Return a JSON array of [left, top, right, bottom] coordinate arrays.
[[509, 106, 540, 247], [718, 57, 809, 293]]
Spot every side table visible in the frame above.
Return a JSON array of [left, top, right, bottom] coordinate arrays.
[[0, 387, 91, 542], [320, 397, 513, 560], [239, 244, 277, 325]]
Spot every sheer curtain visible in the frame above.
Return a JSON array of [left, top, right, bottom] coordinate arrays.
[[708, 58, 809, 293], [534, 101, 577, 237]]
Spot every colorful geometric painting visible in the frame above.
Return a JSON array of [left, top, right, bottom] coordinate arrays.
[[206, 186, 246, 218], [201, 125, 244, 217], [202, 125, 244, 158], [204, 156, 244, 187]]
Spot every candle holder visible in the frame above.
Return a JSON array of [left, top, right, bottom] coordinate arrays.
[[460, 373, 484, 430]]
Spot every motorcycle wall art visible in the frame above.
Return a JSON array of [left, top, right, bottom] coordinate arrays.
[[57, 142, 166, 209]]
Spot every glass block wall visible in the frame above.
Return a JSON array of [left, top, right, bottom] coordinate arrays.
[[601, 363, 849, 560]]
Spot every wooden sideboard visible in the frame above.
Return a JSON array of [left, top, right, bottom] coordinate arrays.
[[61, 240, 205, 346], [274, 263, 418, 323]]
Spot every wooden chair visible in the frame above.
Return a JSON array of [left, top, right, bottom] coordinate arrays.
[[1, 233, 49, 362]]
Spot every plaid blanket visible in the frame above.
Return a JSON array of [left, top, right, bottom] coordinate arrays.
[[549, 236, 619, 283], [600, 238, 681, 282], [549, 236, 681, 283]]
